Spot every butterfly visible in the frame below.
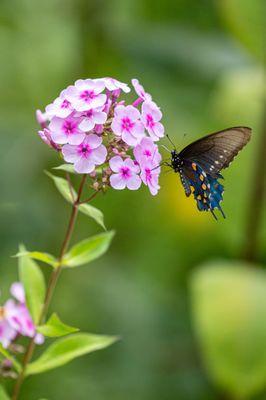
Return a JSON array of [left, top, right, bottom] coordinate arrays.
[[167, 127, 252, 219]]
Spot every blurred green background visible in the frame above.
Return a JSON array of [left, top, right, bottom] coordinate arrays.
[[0, 0, 265, 399]]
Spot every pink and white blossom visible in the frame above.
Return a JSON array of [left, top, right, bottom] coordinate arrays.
[[62, 134, 107, 174], [0, 283, 44, 348], [49, 116, 85, 145], [38, 128, 60, 150], [102, 77, 130, 93], [78, 108, 107, 132], [134, 137, 161, 166], [140, 161, 161, 196], [37, 76, 164, 193], [141, 101, 164, 141], [45, 89, 73, 119], [0, 312, 17, 348], [65, 79, 106, 112], [132, 79, 152, 102], [109, 156, 141, 190], [111, 105, 145, 146]]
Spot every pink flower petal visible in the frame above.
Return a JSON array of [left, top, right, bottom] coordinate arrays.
[[110, 174, 126, 190], [111, 119, 122, 136], [10, 282, 25, 303], [74, 158, 95, 174], [34, 333, 45, 345], [94, 110, 107, 124], [142, 101, 162, 122], [126, 175, 142, 190], [67, 132, 86, 145], [130, 121, 145, 138], [78, 118, 95, 132], [85, 134, 102, 149], [109, 156, 124, 172], [121, 131, 139, 146], [62, 145, 78, 162], [124, 105, 140, 121], [90, 145, 107, 165], [124, 157, 140, 173]]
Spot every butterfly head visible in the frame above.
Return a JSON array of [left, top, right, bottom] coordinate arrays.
[[170, 149, 183, 172]]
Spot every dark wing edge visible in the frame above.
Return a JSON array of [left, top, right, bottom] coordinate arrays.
[[179, 126, 252, 175]]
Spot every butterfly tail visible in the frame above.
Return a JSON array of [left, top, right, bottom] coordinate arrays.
[[208, 177, 226, 218]]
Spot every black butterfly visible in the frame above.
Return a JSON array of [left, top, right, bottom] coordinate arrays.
[[167, 127, 252, 219]]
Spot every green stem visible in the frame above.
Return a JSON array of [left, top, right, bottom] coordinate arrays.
[[11, 175, 87, 400]]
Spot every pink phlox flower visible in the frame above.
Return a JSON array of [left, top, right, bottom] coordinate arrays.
[[8, 283, 42, 342], [5, 300, 35, 338], [65, 79, 106, 112], [111, 105, 145, 146], [38, 128, 60, 151], [45, 89, 73, 119], [0, 283, 44, 347], [78, 108, 107, 132], [0, 292, 17, 349], [102, 77, 130, 93], [133, 137, 162, 167], [132, 79, 152, 102], [10, 282, 25, 303], [139, 159, 161, 196], [109, 156, 141, 190], [62, 134, 107, 174], [49, 115, 85, 145], [141, 101, 164, 141]]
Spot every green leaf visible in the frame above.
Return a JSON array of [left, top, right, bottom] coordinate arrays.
[[18, 245, 46, 324], [0, 384, 10, 400], [14, 251, 57, 268], [46, 171, 105, 228], [190, 261, 266, 399], [37, 313, 79, 338], [0, 345, 21, 373], [79, 203, 105, 230], [62, 231, 115, 268], [26, 333, 118, 375], [45, 171, 74, 204], [53, 164, 76, 173]]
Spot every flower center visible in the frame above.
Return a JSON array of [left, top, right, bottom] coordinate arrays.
[[144, 149, 152, 157], [84, 109, 93, 118], [146, 114, 155, 128], [145, 168, 152, 182], [61, 99, 71, 109], [121, 117, 134, 132], [63, 120, 77, 135], [78, 144, 92, 158], [120, 167, 131, 179], [80, 90, 96, 102]]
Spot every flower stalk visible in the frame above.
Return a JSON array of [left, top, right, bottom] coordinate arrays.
[[12, 175, 87, 400]]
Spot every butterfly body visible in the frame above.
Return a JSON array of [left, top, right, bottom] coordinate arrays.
[[169, 126, 252, 219]]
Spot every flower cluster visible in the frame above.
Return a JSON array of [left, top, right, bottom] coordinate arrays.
[[0, 283, 43, 348], [37, 78, 164, 196]]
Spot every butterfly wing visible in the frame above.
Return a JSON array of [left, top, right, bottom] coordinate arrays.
[[179, 126, 251, 177], [177, 126, 251, 218]]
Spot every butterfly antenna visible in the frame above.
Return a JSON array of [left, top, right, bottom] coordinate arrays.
[[166, 134, 177, 150], [151, 161, 171, 171], [160, 144, 171, 153]]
